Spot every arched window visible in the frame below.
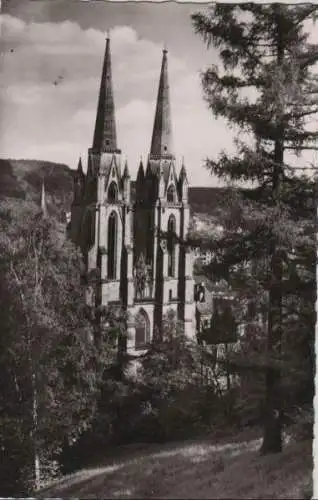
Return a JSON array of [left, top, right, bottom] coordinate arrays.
[[107, 211, 117, 279], [135, 309, 150, 349], [167, 185, 175, 203], [83, 209, 95, 249], [167, 215, 176, 277], [107, 182, 118, 203], [146, 212, 153, 264]]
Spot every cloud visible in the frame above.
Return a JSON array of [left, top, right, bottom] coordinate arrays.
[[0, 14, 232, 186]]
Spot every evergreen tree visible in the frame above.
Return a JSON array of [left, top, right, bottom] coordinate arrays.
[[192, 4, 318, 453]]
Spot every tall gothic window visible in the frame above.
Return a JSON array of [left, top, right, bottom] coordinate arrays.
[[87, 209, 95, 248], [167, 215, 176, 277], [167, 185, 175, 203], [146, 212, 153, 264], [135, 309, 150, 349], [107, 211, 117, 279], [107, 182, 118, 203]]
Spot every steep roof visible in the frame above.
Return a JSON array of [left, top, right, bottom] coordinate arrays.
[[92, 36, 119, 153], [150, 49, 174, 160]]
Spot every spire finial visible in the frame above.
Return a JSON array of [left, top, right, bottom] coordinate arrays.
[[150, 48, 173, 159]]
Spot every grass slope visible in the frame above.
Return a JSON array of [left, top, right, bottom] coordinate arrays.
[[38, 431, 312, 499]]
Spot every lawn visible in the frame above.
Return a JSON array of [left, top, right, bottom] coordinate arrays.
[[38, 430, 312, 499]]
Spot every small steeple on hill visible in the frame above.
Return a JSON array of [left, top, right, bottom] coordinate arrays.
[[0, 158, 73, 218]]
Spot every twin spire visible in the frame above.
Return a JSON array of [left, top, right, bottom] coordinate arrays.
[[92, 35, 118, 152], [92, 35, 174, 159], [150, 48, 174, 159]]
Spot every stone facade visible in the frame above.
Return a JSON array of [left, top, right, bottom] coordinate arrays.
[[70, 37, 196, 353]]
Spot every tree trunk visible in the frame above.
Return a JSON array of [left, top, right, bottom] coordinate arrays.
[[260, 10, 285, 454], [32, 239, 41, 487], [260, 368, 282, 454], [261, 194, 284, 454], [9, 260, 42, 485], [31, 368, 41, 489]]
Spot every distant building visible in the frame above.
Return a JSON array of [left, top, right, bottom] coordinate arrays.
[[194, 275, 238, 345], [200, 249, 213, 265]]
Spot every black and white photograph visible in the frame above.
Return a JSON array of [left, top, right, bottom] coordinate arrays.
[[0, 1, 316, 498]]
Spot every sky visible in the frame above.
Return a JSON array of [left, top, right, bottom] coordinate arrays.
[[0, 1, 317, 186], [0, 0, 237, 186]]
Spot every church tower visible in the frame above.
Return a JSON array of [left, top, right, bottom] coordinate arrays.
[[75, 35, 133, 314], [134, 48, 195, 340], [70, 40, 195, 354]]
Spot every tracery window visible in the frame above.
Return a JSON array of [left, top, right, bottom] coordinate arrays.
[[167, 215, 176, 277], [167, 185, 175, 203], [107, 181, 118, 203], [107, 211, 117, 279], [146, 212, 153, 264]]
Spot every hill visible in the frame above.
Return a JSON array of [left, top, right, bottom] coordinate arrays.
[[188, 186, 232, 215], [0, 159, 230, 219], [37, 430, 312, 499], [0, 158, 73, 218]]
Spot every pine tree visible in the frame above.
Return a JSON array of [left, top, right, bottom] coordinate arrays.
[[192, 4, 318, 453]]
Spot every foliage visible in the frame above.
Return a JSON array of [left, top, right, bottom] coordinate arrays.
[[132, 310, 227, 441], [192, 3, 317, 453], [65, 309, 234, 463], [0, 201, 108, 495], [0, 159, 73, 215]]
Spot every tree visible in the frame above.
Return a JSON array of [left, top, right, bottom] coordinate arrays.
[[0, 200, 108, 495], [192, 4, 318, 453], [137, 310, 207, 441]]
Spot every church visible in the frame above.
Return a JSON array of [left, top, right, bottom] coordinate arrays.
[[70, 36, 197, 355]]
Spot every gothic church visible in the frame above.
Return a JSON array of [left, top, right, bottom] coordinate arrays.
[[70, 36, 196, 354]]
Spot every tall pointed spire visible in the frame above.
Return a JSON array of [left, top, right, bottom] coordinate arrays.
[[41, 179, 47, 218], [150, 48, 174, 159], [92, 35, 118, 153]]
